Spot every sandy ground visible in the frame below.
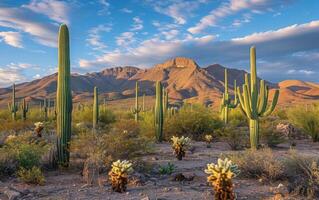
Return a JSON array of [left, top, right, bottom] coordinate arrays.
[[1, 140, 319, 200]]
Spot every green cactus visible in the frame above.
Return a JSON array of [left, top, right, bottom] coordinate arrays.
[[237, 46, 279, 149], [21, 98, 29, 121], [220, 69, 238, 124], [155, 81, 164, 142], [130, 81, 141, 122], [163, 88, 168, 113], [103, 98, 107, 113], [43, 98, 48, 121], [93, 86, 99, 129], [56, 24, 72, 166], [142, 93, 145, 112], [8, 83, 18, 121]]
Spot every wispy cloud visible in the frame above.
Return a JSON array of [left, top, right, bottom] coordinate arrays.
[[0, 62, 39, 86], [87, 24, 112, 52], [287, 69, 315, 75], [0, 31, 23, 48], [116, 32, 136, 47], [130, 17, 143, 31], [120, 8, 132, 13], [22, 0, 70, 24], [98, 0, 110, 15], [188, 0, 288, 34]]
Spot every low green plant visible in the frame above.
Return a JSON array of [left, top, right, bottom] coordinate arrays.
[[260, 121, 285, 147], [17, 166, 45, 185], [287, 105, 319, 142], [220, 121, 248, 150], [158, 162, 175, 175]]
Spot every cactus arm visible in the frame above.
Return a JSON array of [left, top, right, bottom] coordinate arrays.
[[236, 87, 246, 114], [242, 85, 253, 119], [261, 89, 279, 117]]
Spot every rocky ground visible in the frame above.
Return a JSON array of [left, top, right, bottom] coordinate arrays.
[[1, 140, 319, 200]]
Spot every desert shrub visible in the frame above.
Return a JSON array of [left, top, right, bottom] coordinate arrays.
[[0, 119, 33, 134], [72, 106, 93, 124], [273, 108, 288, 120], [158, 162, 175, 175], [284, 150, 319, 198], [99, 109, 116, 125], [229, 148, 284, 181], [139, 111, 155, 139], [165, 105, 223, 140], [17, 166, 45, 185], [260, 121, 285, 148], [228, 108, 247, 127], [220, 120, 249, 150], [0, 148, 17, 177], [287, 105, 319, 142]]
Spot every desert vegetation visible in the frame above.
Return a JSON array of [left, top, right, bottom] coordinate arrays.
[[0, 24, 319, 200]]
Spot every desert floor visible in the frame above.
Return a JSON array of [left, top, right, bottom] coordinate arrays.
[[1, 140, 319, 200]]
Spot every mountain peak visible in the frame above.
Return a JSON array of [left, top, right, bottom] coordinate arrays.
[[154, 57, 199, 69]]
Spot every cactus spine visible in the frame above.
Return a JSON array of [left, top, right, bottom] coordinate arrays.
[[21, 98, 29, 120], [155, 81, 164, 142], [220, 69, 238, 124], [8, 83, 18, 121], [131, 81, 141, 122], [93, 86, 99, 129], [56, 24, 72, 166], [237, 46, 279, 149]]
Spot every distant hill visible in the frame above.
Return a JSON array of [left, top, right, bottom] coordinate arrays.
[[0, 57, 318, 107]]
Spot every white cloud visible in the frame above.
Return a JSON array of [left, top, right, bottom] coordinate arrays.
[[22, 0, 70, 24], [148, 0, 206, 25], [161, 29, 179, 40], [287, 69, 315, 75], [116, 32, 136, 47], [87, 24, 112, 51], [120, 8, 132, 13], [0, 67, 26, 86], [130, 17, 143, 31], [0, 31, 23, 48], [188, 0, 286, 34], [98, 0, 110, 15]]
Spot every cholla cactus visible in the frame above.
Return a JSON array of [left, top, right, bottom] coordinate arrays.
[[171, 136, 191, 160], [205, 158, 240, 200], [108, 160, 133, 193], [34, 122, 44, 137], [204, 134, 213, 148]]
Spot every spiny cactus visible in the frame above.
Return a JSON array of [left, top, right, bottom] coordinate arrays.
[[21, 98, 29, 121], [56, 24, 72, 167], [237, 46, 279, 149], [171, 136, 191, 160], [155, 81, 164, 142], [205, 158, 240, 200], [93, 86, 99, 129], [8, 83, 18, 121], [34, 122, 44, 137], [103, 98, 107, 113], [43, 98, 48, 121], [142, 93, 145, 112], [108, 160, 133, 193], [163, 88, 168, 113], [204, 134, 213, 148], [220, 69, 238, 124], [130, 81, 141, 122]]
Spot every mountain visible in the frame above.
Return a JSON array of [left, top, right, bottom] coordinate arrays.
[[0, 57, 318, 107]]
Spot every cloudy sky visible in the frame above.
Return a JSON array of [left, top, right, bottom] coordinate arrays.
[[0, 0, 318, 87]]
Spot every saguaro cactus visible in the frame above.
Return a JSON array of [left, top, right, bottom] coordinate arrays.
[[43, 98, 48, 121], [237, 46, 279, 149], [155, 81, 164, 142], [142, 94, 145, 112], [8, 83, 18, 121], [56, 24, 72, 166], [21, 98, 29, 121], [93, 86, 99, 129], [131, 81, 141, 122], [220, 69, 238, 124], [163, 88, 168, 113]]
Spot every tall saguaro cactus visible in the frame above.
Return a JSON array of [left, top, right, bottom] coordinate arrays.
[[155, 81, 164, 142], [163, 88, 168, 113], [21, 98, 29, 121], [56, 24, 72, 166], [237, 46, 279, 149], [8, 83, 18, 121], [93, 86, 99, 129], [131, 81, 141, 122], [43, 98, 48, 121], [220, 69, 238, 124]]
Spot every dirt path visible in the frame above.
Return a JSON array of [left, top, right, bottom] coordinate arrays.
[[1, 140, 318, 200]]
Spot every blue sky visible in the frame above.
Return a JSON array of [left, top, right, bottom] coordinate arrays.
[[0, 0, 318, 87]]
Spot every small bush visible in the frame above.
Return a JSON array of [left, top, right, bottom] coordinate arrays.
[[165, 104, 223, 140], [260, 121, 285, 148], [158, 163, 175, 175], [0, 148, 17, 177], [287, 105, 319, 142], [17, 166, 45, 185], [229, 148, 284, 181], [284, 150, 319, 198]]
